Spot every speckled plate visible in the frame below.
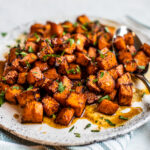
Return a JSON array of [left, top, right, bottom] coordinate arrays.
[[0, 16, 150, 146]]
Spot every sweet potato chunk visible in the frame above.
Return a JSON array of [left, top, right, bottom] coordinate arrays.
[[58, 58, 69, 74], [44, 68, 58, 80], [96, 49, 118, 70], [88, 47, 97, 58], [17, 72, 27, 84], [116, 64, 124, 77], [65, 54, 76, 63], [97, 70, 115, 93], [62, 21, 74, 33], [53, 76, 72, 105], [27, 67, 44, 84], [124, 60, 137, 72], [134, 51, 149, 70], [4, 70, 18, 85], [97, 99, 119, 115], [42, 96, 59, 117], [0, 82, 9, 92], [48, 80, 58, 93], [77, 15, 90, 24], [25, 42, 38, 53], [86, 63, 98, 75], [127, 45, 137, 55], [87, 75, 101, 93], [84, 91, 99, 104], [141, 43, 150, 56], [124, 32, 134, 46], [48, 57, 56, 67], [76, 52, 90, 66], [55, 108, 74, 125], [108, 89, 117, 100], [67, 64, 81, 80], [17, 88, 40, 107], [20, 53, 37, 66], [119, 84, 133, 106], [114, 36, 126, 51], [108, 67, 118, 80], [98, 36, 110, 50], [34, 61, 48, 71], [5, 84, 23, 104], [117, 72, 132, 88], [22, 101, 43, 123], [118, 51, 133, 63], [8, 47, 18, 63], [66, 92, 86, 117], [75, 85, 84, 94]]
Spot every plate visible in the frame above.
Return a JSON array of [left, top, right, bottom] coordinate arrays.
[[0, 16, 150, 146]]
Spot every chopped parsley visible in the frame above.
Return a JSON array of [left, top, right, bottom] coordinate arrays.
[[28, 46, 34, 53], [1, 77, 6, 81], [76, 39, 81, 45], [91, 130, 100, 132], [67, 38, 75, 46], [84, 123, 91, 129], [43, 54, 51, 61], [67, 69, 76, 74], [93, 78, 98, 83], [63, 31, 66, 36], [7, 45, 11, 48], [20, 51, 27, 57], [26, 61, 31, 68], [62, 25, 70, 28], [27, 85, 33, 91], [45, 39, 53, 47], [69, 126, 75, 132], [141, 92, 146, 97], [51, 34, 56, 39], [105, 119, 116, 126], [34, 33, 40, 42], [58, 82, 66, 93], [61, 50, 65, 56], [76, 66, 80, 73], [33, 72, 38, 74], [73, 22, 78, 27], [119, 116, 128, 120], [100, 72, 104, 78], [98, 95, 111, 103], [12, 86, 20, 90], [1, 32, 7, 37], [74, 133, 80, 138], [138, 66, 145, 70], [0, 91, 5, 106], [50, 114, 56, 119], [104, 27, 110, 33], [77, 82, 82, 86]]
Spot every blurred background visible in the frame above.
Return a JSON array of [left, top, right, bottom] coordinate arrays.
[[0, 0, 150, 150]]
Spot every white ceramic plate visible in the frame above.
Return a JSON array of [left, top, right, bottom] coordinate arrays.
[[0, 16, 150, 146]]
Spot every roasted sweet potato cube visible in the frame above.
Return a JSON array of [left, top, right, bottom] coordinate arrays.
[[88, 47, 97, 58], [25, 42, 38, 53], [11, 58, 25, 72], [48, 57, 56, 67], [134, 51, 149, 70], [98, 36, 110, 50], [108, 89, 117, 100], [61, 21, 74, 33], [77, 15, 90, 24], [67, 64, 81, 80], [58, 58, 69, 74], [75, 25, 85, 34], [48, 80, 58, 93], [17, 88, 40, 107], [75, 85, 84, 94], [116, 64, 124, 77], [127, 45, 137, 55], [17, 72, 27, 84], [0, 82, 9, 92], [8, 47, 18, 63], [114, 36, 126, 51], [73, 33, 86, 51], [117, 72, 132, 88], [124, 32, 134, 45], [141, 43, 150, 56], [86, 63, 98, 75], [108, 67, 118, 80], [20, 53, 37, 66], [5, 84, 23, 104], [66, 92, 86, 117], [2, 65, 12, 76], [87, 75, 101, 93], [55, 108, 74, 125], [22, 101, 43, 123], [84, 91, 99, 104], [65, 54, 76, 63], [119, 84, 133, 106], [76, 52, 90, 66], [44, 68, 58, 80], [97, 70, 115, 93], [48, 22, 63, 37], [27, 67, 44, 84], [4, 70, 18, 85], [124, 60, 137, 72], [96, 49, 118, 70], [63, 40, 76, 54], [97, 99, 119, 115], [34, 61, 48, 72], [118, 51, 133, 63], [42, 96, 59, 117], [53, 76, 72, 105]]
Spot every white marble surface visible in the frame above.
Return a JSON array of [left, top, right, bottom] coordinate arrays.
[[0, 0, 150, 149]]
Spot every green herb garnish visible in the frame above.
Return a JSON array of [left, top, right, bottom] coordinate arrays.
[[100, 72, 104, 78], [76, 66, 80, 73], [105, 119, 116, 126], [69, 126, 74, 132], [61, 50, 65, 56], [20, 51, 27, 57], [73, 22, 78, 27], [51, 34, 56, 39], [81, 25, 87, 31], [62, 25, 70, 28], [34, 33, 40, 42], [12, 86, 20, 90], [67, 38, 75, 46], [119, 116, 128, 120], [98, 95, 111, 103], [84, 123, 91, 129], [76, 39, 81, 45], [104, 27, 110, 33], [138, 66, 145, 70], [74, 133, 80, 138], [67, 69, 76, 74], [58, 82, 66, 93], [0, 91, 5, 106], [28, 46, 34, 53], [1, 32, 7, 37], [1, 77, 6, 81], [27, 85, 33, 91], [93, 78, 98, 83], [91, 130, 100, 132]]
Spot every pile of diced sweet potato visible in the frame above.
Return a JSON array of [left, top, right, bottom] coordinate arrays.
[[0, 15, 150, 126]]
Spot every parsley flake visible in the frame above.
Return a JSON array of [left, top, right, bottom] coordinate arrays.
[[27, 85, 33, 91], [58, 82, 66, 93], [98, 95, 111, 103], [84, 123, 91, 129], [1, 32, 7, 37], [28, 46, 34, 53], [119, 116, 128, 120], [138, 66, 145, 70], [74, 133, 80, 138], [69, 126, 75, 132], [105, 119, 116, 126]]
